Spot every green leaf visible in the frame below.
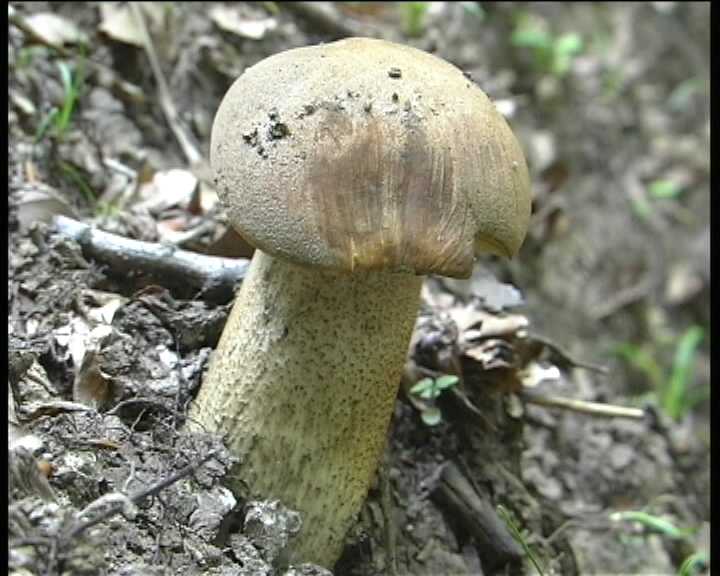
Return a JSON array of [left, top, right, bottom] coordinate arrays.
[[511, 27, 551, 49], [552, 54, 572, 76], [610, 511, 694, 540], [410, 378, 434, 396], [630, 194, 655, 220], [58, 61, 73, 95], [56, 61, 79, 136], [421, 388, 441, 400], [420, 406, 442, 426], [613, 343, 664, 390], [678, 551, 708, 576], [34, 107, 59, 143], [497, 505, 546, 575], [648, 179, 683, 199], [555, 33, 583, 56], [664, 326, 704, 420], [402, 2, 429, 38], [435, 374, 460, 390]]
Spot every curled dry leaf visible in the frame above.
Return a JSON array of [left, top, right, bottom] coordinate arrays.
[[10, 360, 57, 422], [518, 361, 562, 388], [464, 338, 516, 371], [210, 6, 278, 40], [23, 12, 88, 48], [441, 269, 525, 311], [98, 2, 166, 47], [459, 311, 529, 343], [135, 168, 199, 215], [443, 298, 529, 346], [51, 289, 128, 407], [73, 349, 114, 408], [14, 183, 79, 232], [53, 316, 113, 369]]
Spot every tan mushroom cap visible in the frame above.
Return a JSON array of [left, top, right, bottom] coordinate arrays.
[[211, 37, 531, 278]]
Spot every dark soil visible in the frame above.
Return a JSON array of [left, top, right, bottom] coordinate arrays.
[[8, 3, 710, 576]]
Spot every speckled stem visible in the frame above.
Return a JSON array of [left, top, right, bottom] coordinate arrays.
[[189, 249, 422, 567]]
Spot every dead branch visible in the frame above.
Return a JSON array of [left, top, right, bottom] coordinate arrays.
[[65, 449, 220, 540], [432, 461, 523, 571], [527, 332, 609, 374], [52, 215, 249, 302], [588, 275, 656, 321], [129, 3, 205, 168], [521, 391, 646, 420]]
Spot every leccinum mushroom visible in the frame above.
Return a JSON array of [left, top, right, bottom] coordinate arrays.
[[190, 37, 531, 567]]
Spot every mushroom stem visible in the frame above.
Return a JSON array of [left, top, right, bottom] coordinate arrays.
[[189, 249, 422, 566]]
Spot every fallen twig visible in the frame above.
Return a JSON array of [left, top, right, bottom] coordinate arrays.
[[588, 274, 656, 321], [130, 3, 204, 168], [527, 332, 609, 375], [432, 461, 523, 570], [53, 215, 249, 302], [65, 449, 219, 540], [521, 391, 646, 420]]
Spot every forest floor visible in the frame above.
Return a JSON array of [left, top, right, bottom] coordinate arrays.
[[8, 3, 710, 576]]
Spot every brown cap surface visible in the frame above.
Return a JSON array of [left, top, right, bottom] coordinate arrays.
[[211, 37, 531, 278]]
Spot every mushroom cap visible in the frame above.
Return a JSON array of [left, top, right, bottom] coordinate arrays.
[[211, 37, 531, 278]]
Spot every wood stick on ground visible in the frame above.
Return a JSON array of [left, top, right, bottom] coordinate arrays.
[[52, 215, 249, 302], [65, 450, 219, 540], [521, 391, 646, 420], [130, 3, 204, 167], [432, 461, 523, 571], [588, 274, 656, 321], [528, 332, 609, 375]]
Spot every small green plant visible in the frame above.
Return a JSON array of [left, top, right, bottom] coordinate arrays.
[[610, 510, 708, 575], [678, 551, 709, 576], [57, 160, 96, 204], [648, 179, 684, 200], [629, 178, 691, 222], [511, 14, 584, 77], [610, 510, 696, 540], [401, 2, 430, 38], [497, 505, 545, 575], [409, 374, 459, 426], [16, 45, 49, 69], [35, 57, 85, 143], [614, 325, 706, 421]]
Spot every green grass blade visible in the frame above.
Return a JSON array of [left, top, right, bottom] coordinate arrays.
[[497, 505, 545, 576], [610, 511, 694, 540], [678, 550, 708, 576], [664, 326, 704, 420]]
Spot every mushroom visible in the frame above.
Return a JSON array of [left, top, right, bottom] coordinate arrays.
[[189, 37, 531, 567]]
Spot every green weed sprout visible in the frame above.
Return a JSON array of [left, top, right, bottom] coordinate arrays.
[[678, 551, 709, 576], [497, 504, 545, 576], [35, 56, 85, 143], [609, 510, 696, 540], [614, 325, 706, 421], [409, 374, 459, 426], [610, 510, 708, 575], [401, 2, 430, 38], [511, 14, 583, 77]]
